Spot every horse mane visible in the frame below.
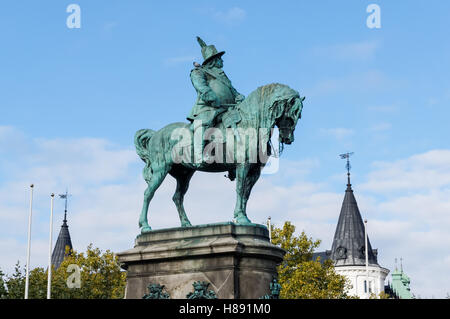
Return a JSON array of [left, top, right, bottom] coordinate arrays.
[[237, 83, 299, 127], [244, 83, 289, 105]]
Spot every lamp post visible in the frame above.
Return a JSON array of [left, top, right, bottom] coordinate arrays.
[[267, 216, 272, 243], [24, 184, 34, 299], [364, 219, 369, 299], [47, 193, 55, 299]]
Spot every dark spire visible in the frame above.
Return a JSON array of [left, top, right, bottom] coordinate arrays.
[[330, 154, 378, 266], [339, 152, 354, 190], [51, 190, 73, 269], [60, 189, 69, 223]]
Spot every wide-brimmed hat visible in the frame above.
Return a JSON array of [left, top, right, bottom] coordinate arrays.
[[197, 36, 225, 65]]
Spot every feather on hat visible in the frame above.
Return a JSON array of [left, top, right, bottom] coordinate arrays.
[[196, 36, 225, 65]]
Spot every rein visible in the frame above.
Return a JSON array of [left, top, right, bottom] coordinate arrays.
[[268, 138, 284, 158]]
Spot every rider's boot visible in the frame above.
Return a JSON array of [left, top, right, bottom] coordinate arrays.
[[191, 122, 204, 168]]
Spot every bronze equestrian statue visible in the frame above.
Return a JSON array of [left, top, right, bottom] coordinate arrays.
[[135, 37, 305, 233]]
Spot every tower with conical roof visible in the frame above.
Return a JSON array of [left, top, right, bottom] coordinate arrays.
[[330, 166, 378, 267], [51, 190, 73, 269], [313, 154, 389, 298]]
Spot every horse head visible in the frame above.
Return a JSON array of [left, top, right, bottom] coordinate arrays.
[[259, 83, 304, 146], [276, 95, 305, 145]]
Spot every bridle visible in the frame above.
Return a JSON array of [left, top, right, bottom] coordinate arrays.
[[268, 137, 285, 158]]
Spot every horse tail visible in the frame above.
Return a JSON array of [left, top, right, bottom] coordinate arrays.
[[134, 128, 155, 167]]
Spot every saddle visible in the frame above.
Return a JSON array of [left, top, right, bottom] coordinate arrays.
[[220, 107, 241, 129], [188, 106, 242, 144], [217, 107, 242, 142]]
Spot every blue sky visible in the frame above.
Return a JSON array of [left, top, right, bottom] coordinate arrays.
[[1, 1, 450, 298]]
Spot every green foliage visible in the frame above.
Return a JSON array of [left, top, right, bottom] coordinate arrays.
[[374, 291, 391, 299], [1, 244, 126, 299], [0, 268, 8, 299], [271, 221, 354, 299], [4, 262, 26, 299]]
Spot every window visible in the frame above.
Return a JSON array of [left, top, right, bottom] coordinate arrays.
[[364, 280, 373, 294]]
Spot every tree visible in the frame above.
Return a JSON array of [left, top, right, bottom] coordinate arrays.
[[4, 262, 26, 299], [2, 244, 126, 299], [271, 221, 354, 299], [375, 291, 391, 299], [0, 268, 8, 299]]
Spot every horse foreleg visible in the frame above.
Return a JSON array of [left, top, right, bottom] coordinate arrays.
[[138, 169, 167, 233], [171, 170, 195, 227], [233, 164, 261, 225]]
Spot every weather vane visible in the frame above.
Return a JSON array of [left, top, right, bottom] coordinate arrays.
[[58, 188, 71, 222], [339, 152, 354, 186]]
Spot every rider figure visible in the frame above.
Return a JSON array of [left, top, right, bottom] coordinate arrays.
[[188, 37, 245, 165]]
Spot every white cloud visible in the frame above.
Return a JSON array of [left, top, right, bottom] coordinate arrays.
[[335, 41, 379, 60], [213, 7, 246, 25], [362, 150, 450, 192], [0, 132, 140, 273], [320, 127, 354, 140], [0, 125, 15, 137], [358, 150, 450, 297]]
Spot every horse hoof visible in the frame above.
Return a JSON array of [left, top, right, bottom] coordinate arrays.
[[235, 215, 252, 225], [141, 226, 152, 233], [181, 220, 193, 227]]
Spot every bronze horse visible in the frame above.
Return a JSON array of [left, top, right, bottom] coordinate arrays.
[[135, 83, 304, 233]]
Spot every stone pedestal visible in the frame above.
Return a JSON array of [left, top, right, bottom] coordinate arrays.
[[117, 222, 285, 299]]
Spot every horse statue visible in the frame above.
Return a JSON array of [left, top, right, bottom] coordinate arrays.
[[135, 83, 305, 233]]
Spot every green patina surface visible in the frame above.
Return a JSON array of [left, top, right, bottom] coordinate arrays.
[[186, 281, 217, 299], [143, 283, 170, 299], [134, 37, 305, 233], [390, 269, 413, 299], [260, 278, 282, 299]]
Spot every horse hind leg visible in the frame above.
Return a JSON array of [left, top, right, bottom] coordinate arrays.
[[139, 167, 168, 233], [171, 169, 194, 227]]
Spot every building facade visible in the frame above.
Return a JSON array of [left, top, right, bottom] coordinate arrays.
[[313, 175, 389, 298]]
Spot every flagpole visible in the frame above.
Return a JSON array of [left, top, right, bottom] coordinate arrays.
[[47, 193, 55, 299], [24, 184, 34, 299], [364, 219, 369, 299]]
